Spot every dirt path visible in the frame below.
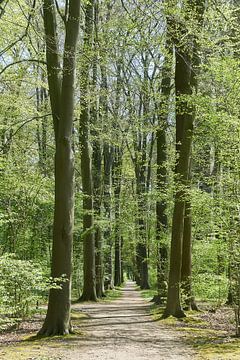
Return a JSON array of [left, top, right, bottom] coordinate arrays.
[[0, 281, 197, 359], [63, 281, 197, 360]]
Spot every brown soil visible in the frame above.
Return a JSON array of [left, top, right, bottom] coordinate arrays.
[[0, 281, 197, 359]]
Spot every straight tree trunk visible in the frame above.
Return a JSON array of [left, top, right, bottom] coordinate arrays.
[[100, 61, 114, 289], [99, 3, 114, 291], [135, 54, 150, 290], [181, 160, 199, 310], [79, 0, 97, 302], [121, 235, 124, 283], [135, 156, 150, 290], [180, 0, 205, 312], [156, 125, 168, 303], [164, 19, 193, 320], [155, 35, 173, 304], [112, 60, 123, 288], [164, 0, 205, 318], [103, 143, 114, 290], [92, 0, 105, 298], [113, 147, 123, 287], [39, 0, 80, 336]]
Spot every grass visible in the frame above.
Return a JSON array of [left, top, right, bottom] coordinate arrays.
[[102, 287, 123, 302], [140, 289, 158, 300]]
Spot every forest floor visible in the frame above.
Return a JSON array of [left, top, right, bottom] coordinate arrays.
[[0, 281, 239, 359], [0, 281, 196, 360]]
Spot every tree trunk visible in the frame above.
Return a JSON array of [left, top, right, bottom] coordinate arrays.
[[92, 138, 104, 297], [164, 0, 205, 318], [181, 163, 199, 311], [79, 0, 97, 302], [155, 35, 173, 304], [39, 0, 80, 336], [180, 0, 205, 312], [135, 148, 150, 290], [103, 143, 114, 290], [135, 54, 150, 290], [164, 25, 192, 320], [121, 236, 124, 283], [91, 0, 104, 298], [113, 147, 123, 287], [156, 125, 168, 303]]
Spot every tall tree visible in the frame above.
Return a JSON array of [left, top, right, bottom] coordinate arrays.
[[180, 0, 205, 311], [134, 53, 151, 290], [79, 0, 97, 302], [92, 0, 105, 298], [164, 0, 205, 318], [113, 145, 123, 286], [39, 0, 80, 335], [155, 33, 173, 304]]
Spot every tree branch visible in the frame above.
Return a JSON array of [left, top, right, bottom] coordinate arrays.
[[0, 59, 46, 76]]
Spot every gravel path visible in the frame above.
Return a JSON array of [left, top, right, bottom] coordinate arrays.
[[0, 281, 198, 359]]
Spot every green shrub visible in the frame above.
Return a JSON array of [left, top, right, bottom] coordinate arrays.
[[193, 272, 228, 305], [0, 253, 46, 318]]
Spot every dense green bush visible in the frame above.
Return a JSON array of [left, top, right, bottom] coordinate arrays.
[[0, 254, 46, 318]]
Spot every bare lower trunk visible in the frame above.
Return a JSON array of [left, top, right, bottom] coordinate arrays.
[[39, 140, 74, 334]]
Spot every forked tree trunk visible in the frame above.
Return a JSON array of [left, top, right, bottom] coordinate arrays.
[[39, 0, 80, 336]]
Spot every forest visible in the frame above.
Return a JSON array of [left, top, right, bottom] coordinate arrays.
[[0, 0, 240, 359]]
